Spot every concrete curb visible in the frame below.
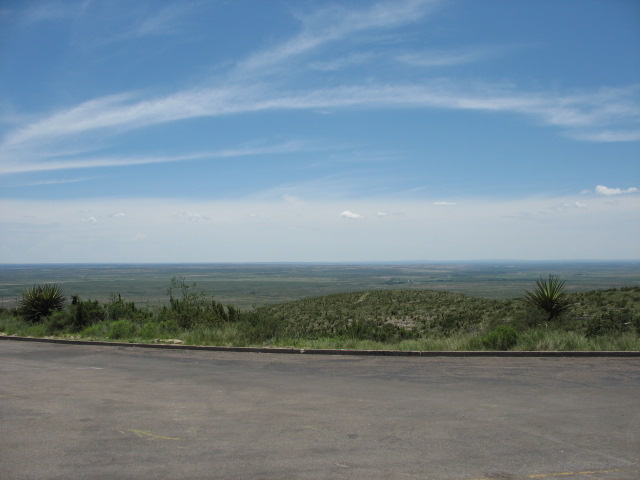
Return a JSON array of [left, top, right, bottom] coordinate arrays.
[[1, 335, 639, 357]]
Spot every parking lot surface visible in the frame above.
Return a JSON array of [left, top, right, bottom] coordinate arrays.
[[1, 340, 638, 479]]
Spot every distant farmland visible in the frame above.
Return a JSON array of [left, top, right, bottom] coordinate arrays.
[[1, 261, 639, 309]]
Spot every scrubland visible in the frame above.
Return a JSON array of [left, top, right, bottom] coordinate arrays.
[[2, 277, 639, 351]]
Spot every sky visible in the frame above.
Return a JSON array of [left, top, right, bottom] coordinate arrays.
[[0, 0, 639, 263]]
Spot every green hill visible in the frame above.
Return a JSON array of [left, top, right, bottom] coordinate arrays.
[[253, 286, 640, 340]]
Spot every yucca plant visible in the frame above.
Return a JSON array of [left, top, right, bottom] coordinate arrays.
[[19, 284, 66, 322], [523, 275, 570, 322]]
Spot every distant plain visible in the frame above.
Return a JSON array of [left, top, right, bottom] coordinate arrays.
[[1, 262, 639, 309]]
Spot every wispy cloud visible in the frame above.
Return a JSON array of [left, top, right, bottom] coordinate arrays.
[[4, 80, 637, 166], [397, 45, 509, 67], [568, 130, 640, 142], [552, 201, 588, 211], [131, 3, 195, 37], [237, 0, 439, 75], [595, 185, 638, 196], [0, 141, 308, 174], [310, 53, 375, 71], [2, 0, 638, 180], [12, 176, 98, 187], [105, 2, 202, 42], [21, 1, 87, 24], [173, 212, 211, 222]]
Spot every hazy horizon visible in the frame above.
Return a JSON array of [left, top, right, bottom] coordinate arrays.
[[2, 259, 639, 267]]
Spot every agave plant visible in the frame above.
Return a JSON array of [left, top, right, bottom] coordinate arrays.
[[19, 284, 66, 322], [523, 275, 570, 322]]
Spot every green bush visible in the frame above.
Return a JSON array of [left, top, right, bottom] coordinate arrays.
[[339, 320, 417, 342], [236, 311, 282, 344], [105, 294, 151, 323], [19, 284, 66, 322], [585, 310, 640, 338], [45, 310, 74, 332], [106, 319, 138, 339], [138, 320, 181, 339], [481, 325, 519, 350], [163, 277, 230, 328], [71, 299, 106, 331]]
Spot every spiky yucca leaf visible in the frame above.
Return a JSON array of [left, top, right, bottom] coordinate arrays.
[[523, 275, 570, 322], [19, 284, 66, 322]]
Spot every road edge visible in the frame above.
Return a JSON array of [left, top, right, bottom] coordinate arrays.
[[1, 334, 639, 357]]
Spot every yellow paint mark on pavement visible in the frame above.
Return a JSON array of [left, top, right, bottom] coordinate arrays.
[[528, 469, 621, 478], [128, 429, 180, 440], [464, 468, 622, 480], [303, 425, 326, 430]]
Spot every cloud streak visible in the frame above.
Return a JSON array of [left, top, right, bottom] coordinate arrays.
[[0, 141, 309, 174], [3, 81, 638, 166], [397, 45, 509, 67]]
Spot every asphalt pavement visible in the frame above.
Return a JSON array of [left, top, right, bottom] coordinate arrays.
[[1, 340, 638, 479]]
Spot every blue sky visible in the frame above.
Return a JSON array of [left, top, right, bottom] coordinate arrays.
[[0, 0, 639, 263]]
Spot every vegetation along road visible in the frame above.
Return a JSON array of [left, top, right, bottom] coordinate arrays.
[[1, 340, 638, 479]]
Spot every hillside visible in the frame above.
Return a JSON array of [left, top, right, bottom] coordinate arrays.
[[2, 283, 639, 351], [254, 286, 640, 340]]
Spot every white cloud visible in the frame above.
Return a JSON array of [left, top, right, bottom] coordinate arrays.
[[433, 201, 457, 206], [340, 210, 364, 219], [376, 211, 388, 216], [595, 185, 638, 196], [554, 201, 588, 211], [82, 216, 97, 224]]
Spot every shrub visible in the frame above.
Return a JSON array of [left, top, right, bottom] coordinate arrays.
[[585, 310, 640, 338], [523, 275, 570, 323], [237, 311, 282, 344], [105, 294, 150, 322], [70, 299, 106, 331], [138, 320, 181, 339], [481, 325, 519, 350], [19, 284, 66, 322], [164, 277, 229, 328], [45, 310, 74, 332], [106, 319, 138, 339]]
